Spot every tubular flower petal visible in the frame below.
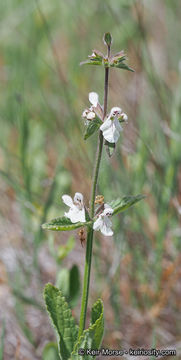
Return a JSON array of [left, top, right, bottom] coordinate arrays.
[[100, 106, 128, 143], [82, 92, 103, 122], [89, 92, 99, 107], [62, 192, 86, 223], [93, 204, 114, 236]]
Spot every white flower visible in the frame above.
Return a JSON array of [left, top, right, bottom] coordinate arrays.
[[122, 113, 128, 122], [82, 109, 95, 121], [62, 192, 86, 223], [89, 92, 99, 107], [82, 92, 103, 122], [93, 204, 114, 236], [100, 106, 128, 143]]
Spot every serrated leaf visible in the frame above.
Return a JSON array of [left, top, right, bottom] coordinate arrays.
[[111, 62, 134, 72], [44, 284, 79, 360], [42, 216, 92, 231], [71, 299, 104, 359], [91, 299, 102, 325], [90, 299, 104, 349], [42, 342, 60, 360], [109, 194, 146, 215], [84, 118, 102, 140]]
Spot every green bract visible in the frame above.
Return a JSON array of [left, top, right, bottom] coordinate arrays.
[[110, 61, 134, 72], [80, 44, 134, 72], [84, 118, 102, 140], [103, 32, 112, 47]]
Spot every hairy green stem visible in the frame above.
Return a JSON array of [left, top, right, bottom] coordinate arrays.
[[78, 52, 110, 338]]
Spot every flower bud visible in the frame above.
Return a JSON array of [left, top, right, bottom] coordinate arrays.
[[103, 32, 112, 47]]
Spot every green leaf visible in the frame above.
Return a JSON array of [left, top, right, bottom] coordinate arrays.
[[109, 194, 146, 215], [42, 216, 92, 231], [84, 118, 102, 140], [42, 342, 60, 360], [44, 284, 79, 360], [90, 299, 104, 349], [111, 62, 134, 72], [69, 265, 80, 308], [71, 299, 104, 359]]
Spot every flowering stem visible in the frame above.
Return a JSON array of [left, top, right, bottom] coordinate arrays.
[[78, 46, 110, 338]]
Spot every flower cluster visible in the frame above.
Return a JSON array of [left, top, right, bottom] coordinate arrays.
[[61, 92, 128, 236], [62, 192, 114, 236], [82, 92, 103, 123], [82, 92, 127, 143], [100, 106, 127, 143]]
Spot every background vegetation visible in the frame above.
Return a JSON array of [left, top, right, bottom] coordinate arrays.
[[0, 0, 181, 358]]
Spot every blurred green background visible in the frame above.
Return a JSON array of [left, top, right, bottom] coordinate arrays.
[[0, 0, 181, 359]]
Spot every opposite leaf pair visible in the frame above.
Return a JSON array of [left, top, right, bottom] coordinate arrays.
[[62, 192, 114, 236], [42, 194, 145, 237], [80, 47, 134, 73]]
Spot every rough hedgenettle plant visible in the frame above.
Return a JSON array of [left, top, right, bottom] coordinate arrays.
[[42, 33, 145, 359]]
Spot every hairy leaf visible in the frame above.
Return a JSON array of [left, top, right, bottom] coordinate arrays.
[[42, 216, 92, 231], [90, 299, 104, 349], [71, 299, 104, 359], [109, 194, 146, 215], [44, 284, 78, 360]]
